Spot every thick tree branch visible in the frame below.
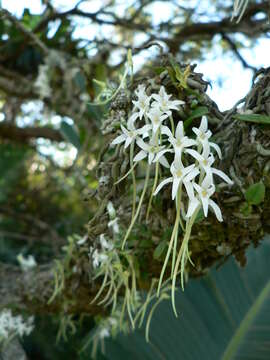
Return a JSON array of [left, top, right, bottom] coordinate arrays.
[[0, 122, 64, 143], [0, 262, 102, 316]]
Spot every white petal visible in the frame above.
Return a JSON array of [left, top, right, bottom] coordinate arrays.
[[209, 142, 222, 159], [172, 177, 181, 200], [212, 168, 233, 184], [120, 125, 129, 136], [134, 150, 146, 162], [193, 182, 202, 194], [128, 112, 139, 125], [136, 138, 149, 151], [209, 199, 223, 222], [154, 149, 173, 162], [182, 164, 196, 176], [192, 127, 200, 137], [149, 152, 154, 164], [175, 121, 184, 139], [111, 134, 126, 145], [151, 94, 160, 102], [183, 180, 195, 199], [184, 138, 197, 147], [161, 125, 172, 138], [124, 137, 132, 149], [152, 122, 160, 134], [184, 167, 199, 182], [186, 197, 200, 218], [200, 116, 208, 132], [185, 149, 203, 162], [154, 177, 173, 196], [137, 124, 152, 135], [174, 146, 183, 163], [201, 196, 209, 217], [158, 155, 170, 168]]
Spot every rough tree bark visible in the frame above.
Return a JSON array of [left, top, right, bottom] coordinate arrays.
[[0, 63, 269, 316]]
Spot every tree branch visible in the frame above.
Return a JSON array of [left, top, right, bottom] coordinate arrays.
[[0, 9, 49, 55], [0, 122, 64, 143], [221, 33, 257, 71]]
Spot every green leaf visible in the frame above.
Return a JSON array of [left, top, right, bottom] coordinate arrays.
[[94, 236, 270, 360], [87, 103, 109, 123], [244, 182, 265, 205], [74, 72, 87, 92], [60, 121, 81, 150], [233, 113, 270, 125], [184, 106, 209, 129], [153, 240, 167, 260]]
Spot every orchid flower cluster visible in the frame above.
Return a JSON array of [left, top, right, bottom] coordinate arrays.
[[0, 309, 34, 345], [111, 84, 233, 314]]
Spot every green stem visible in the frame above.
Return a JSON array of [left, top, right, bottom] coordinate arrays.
[[145, 296, 166, 342], [171, 207, 200, 317], [114, 161, 138, 185], [146, 161, 159, 221], [171, 187, 182, 278], [130, 142, 136, 219], [157, 204, 181, 296], [169, 115, 175, 136], [122, 164, 151, 249]]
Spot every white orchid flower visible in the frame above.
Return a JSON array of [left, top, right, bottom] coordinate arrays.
[[186, 176, 223, 222], [111, 122, 151, 149], [186, 146, 233, 185], [90, 248, 108, 268], [108, 217, 120, 235], [99, 327, 110, 339], [162, 121, 196, 160], [192, 116, 222, 158], [151, 86, 185, 115], [154, 159, 199, 200], [146, 106, 169, 134], [99, 234, 114, 251], [134, 137, 170, 167], [131, 84, 151, 120]]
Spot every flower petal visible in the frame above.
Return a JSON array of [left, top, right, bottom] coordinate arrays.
[[128, 112, 139, 125], [209, 142, 222, 159], [149, 152, 155, 164], [158, 155, 170, 168], [120, 125, 129, 136], [185, 149, 203, 162], [111, 134, 126, 145], [212, 168, 233, 185], [186, 197, 200, 218], [200, 116, 208, 132], [175, 121, 184, 139], [124, 137, 132, 149], [183, 180, 195, 200], [161, 125, 173, 138], [133, 150, 146, 162], [184, 167, 199, 182], [201, 196, 209, 217], [209, 199, 223, 222], [172, 177, 181, 200], [154, 177, 173, 196], [136, 138, 149, 151]]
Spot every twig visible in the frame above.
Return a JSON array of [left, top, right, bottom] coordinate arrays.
[[0, 9, 49, 55]]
